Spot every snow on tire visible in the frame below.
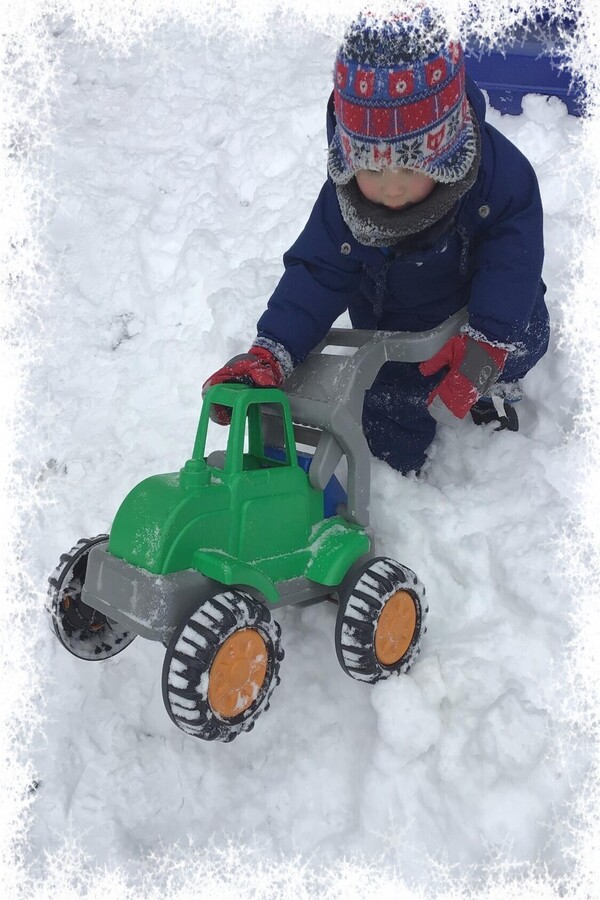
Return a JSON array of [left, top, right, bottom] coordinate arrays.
[[335, 557, 427, 683], [161, 589, 283, 742]]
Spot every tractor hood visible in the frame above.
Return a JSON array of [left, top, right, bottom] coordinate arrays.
[[108, 463, 230, 574]]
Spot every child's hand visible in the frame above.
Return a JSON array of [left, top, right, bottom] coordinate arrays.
[[202, 346, 285, 425], [419, 335, 509, 425]]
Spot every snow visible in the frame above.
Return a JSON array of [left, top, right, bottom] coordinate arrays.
[[5, 6, 599, 898]]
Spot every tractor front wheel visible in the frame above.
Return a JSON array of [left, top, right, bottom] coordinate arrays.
[[335, 557, 427, 683], [162, 589, 283, 742], [48, 535, 136, 660]]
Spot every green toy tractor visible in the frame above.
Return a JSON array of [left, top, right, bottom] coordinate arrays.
[[48, 310, 466, 742]]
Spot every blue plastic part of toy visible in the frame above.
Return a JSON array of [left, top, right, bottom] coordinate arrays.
[[265, 446, 348, 518], [465, 14, 584, 116]]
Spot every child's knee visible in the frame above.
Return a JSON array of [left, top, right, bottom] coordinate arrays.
[[362, 401, 436, 474], [503, 288, 550, 382]]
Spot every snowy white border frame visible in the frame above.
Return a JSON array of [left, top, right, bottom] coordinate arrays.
[[1, 0, 598, 896]]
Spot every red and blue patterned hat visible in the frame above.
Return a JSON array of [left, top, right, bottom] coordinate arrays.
[[328, 12, 477, 185]]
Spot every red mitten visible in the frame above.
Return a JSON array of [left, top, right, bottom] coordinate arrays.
[[419, 335, 509, 423], [202, 346, 284, 424]]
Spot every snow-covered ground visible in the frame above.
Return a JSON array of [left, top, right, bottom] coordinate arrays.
[[6, 8, 600, 897]]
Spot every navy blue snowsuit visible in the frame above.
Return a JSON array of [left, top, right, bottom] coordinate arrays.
[[256, 77, 550, 473]]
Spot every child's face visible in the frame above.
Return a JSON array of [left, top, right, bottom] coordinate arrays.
[[355, 167, 436, 210]]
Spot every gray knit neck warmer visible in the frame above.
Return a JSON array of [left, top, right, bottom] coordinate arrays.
[[335, 111, 481, 248]]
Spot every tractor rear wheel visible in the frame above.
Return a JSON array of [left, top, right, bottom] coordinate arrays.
[[335, 557, 427, 683], [48, 535, 136, 660], [162, 589, 283, 742]]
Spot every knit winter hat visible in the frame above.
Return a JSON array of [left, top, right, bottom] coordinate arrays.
[[328, 11, 477, 186]]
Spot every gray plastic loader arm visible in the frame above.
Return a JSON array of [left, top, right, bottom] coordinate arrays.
[[262, 306, 467, 527]]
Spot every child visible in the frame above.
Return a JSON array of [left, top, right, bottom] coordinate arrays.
[[203, 11, 550, 474]]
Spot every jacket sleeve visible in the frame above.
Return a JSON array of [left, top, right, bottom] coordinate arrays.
[[466, 124, 544, 346], [256, 182, 363, 366]]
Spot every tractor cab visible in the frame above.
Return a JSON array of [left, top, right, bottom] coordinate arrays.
[[195, 383, 299, 475]]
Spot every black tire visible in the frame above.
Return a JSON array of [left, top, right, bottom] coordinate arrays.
[[47, 535, 136, 660], [162, 589, 283, 742], [335, 557, 427, 683]]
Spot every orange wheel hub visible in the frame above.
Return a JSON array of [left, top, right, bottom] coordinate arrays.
[[208, 628, 268, 719], [375, 591, 417, 666]]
